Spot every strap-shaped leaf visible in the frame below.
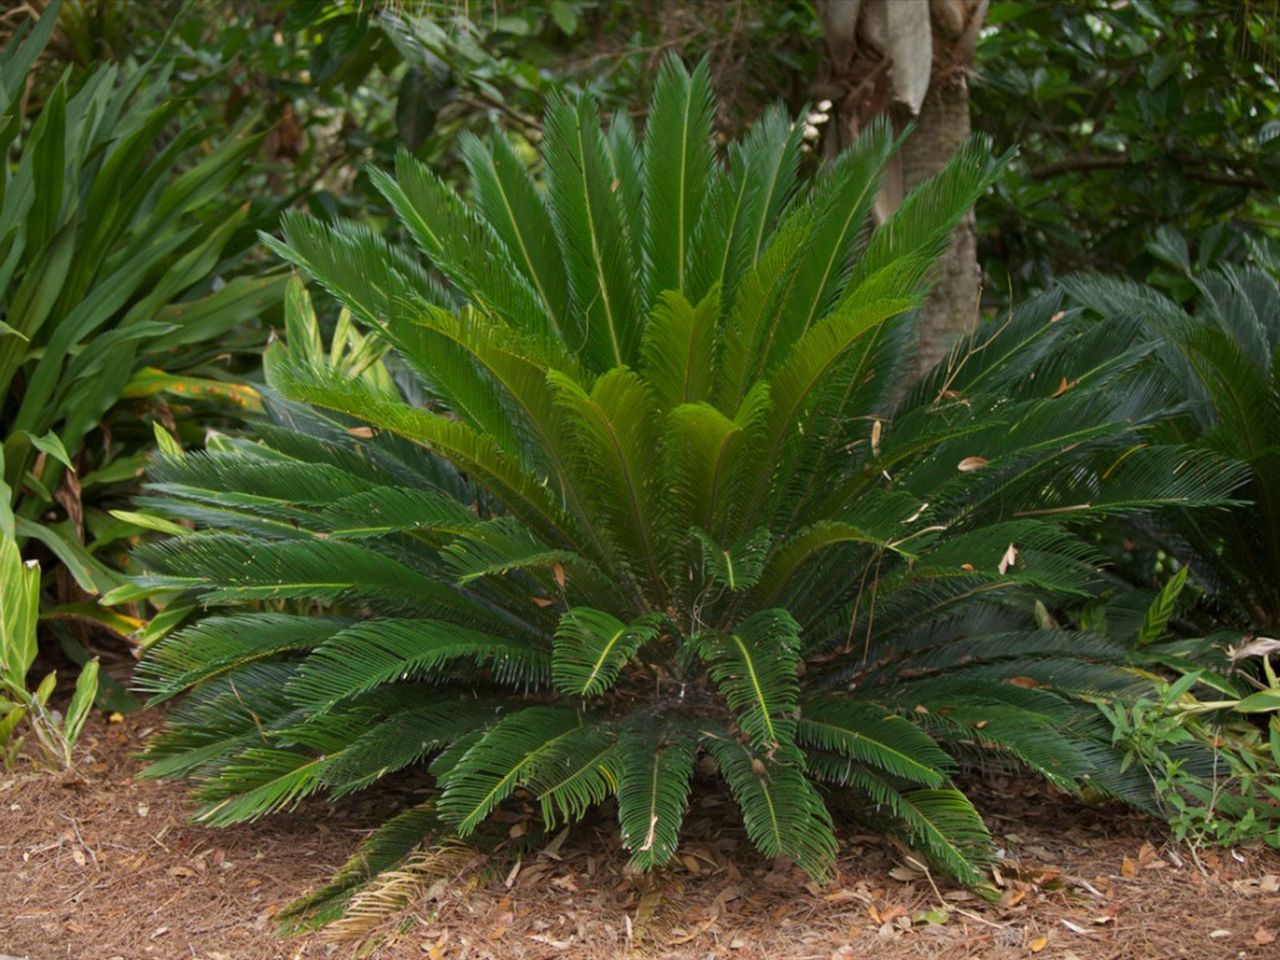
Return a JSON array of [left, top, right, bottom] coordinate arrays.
[[552, 607, 662, 697], [697, 609, 801, 754]]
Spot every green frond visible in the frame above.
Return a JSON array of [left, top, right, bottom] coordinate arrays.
[[641, 286, 721, 410], [136, 613, 343, 703], [692, 526, 772, 592], [615, 723, 697, 870], [318, 700, 501, 798], [522, 721, 620, 828], [439, 518, 584, 587], [841, 135, 1006, 305], [697, 609, 801, 755], [687, 104, 805, 304], [544, 93, 641, 369], [194, 747, 327, 826], [643, 54, 715, 298], [370, 150, 550, 334], [548, 367, 663, 596], [706, 734, 837, 881], [461, 129, 569, 338], [437, 706, 583, 835], [287, 619, 550, 713], [753, 116, 896, 375], [662, 383, 771, 539], [842, 768, 994, 887], [798, 698, 954, 786], [268, 362, 585, 554], [319, 486, 480, 539], [552, 607, 663, 697], [263, 210, 447, 328], [132, 534, 480, 616]]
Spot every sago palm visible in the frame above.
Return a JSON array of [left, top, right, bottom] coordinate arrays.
[[1065, 263, 1280, 633], [130, 57, 1238, 919]]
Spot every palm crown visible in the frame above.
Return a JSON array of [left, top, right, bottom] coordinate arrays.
[[131, 57, 1238, 917]]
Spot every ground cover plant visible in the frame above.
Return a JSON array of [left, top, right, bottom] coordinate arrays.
[[126, 56, 1243, 922]]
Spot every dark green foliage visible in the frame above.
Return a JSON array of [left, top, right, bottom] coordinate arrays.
[[976, 0, 1280, 302], [132, 56, 1239, 916], [1065, 266, 1278, 631]]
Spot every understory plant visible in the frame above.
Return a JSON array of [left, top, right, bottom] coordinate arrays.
[[1, 0, 284, 630], [1, 538, 98, 768], [131, 57, 1239, 919], [1064, 260, 1280, 633]]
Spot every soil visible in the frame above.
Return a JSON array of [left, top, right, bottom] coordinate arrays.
[[2, 712, 1279, 960]]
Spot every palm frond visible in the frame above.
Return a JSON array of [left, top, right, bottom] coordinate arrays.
[[552, 607, 662, 697], [706, 733, 837, 881]]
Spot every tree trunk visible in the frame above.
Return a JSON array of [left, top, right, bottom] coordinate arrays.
[[817, 0, 987, 376]]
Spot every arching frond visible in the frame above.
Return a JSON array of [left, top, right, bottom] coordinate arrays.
[[706, 733, 838, 881], [552, 608, 663, 697], [615, 724, 697, 870], [697, 609, 801, 755], [437, 706, 583, 835]]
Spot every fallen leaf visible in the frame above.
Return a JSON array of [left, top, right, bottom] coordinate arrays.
[[1029, 934, 1049, 952], [1256, 926, 1276, 946], [957, 456, 988, 472], [913, 909, 949, 925], [346, 426, 375, 438]]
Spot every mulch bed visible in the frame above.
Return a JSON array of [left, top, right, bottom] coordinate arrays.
[[3, 712, 1279, 960]]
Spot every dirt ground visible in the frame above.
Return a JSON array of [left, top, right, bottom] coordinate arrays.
[[2, 713, 1279, 960]]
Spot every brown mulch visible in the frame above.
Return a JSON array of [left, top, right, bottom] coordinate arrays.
[[2, 713, 1279, 960]]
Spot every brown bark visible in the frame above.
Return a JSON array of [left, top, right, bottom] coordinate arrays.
[[817, 0, 988, 377]]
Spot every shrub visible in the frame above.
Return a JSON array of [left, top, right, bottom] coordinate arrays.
[[132, 57, 1237, 918], [1, 0, 284, 625], [1065, 263, 1280, 632]]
